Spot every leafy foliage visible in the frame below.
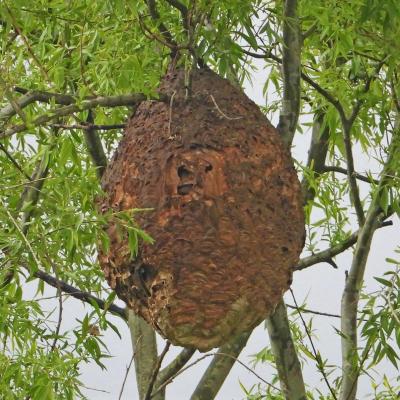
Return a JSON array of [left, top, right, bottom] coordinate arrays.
[[1, 0, 400, 399]]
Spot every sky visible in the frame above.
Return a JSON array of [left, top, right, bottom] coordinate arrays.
[[26, 59, 400, 400]]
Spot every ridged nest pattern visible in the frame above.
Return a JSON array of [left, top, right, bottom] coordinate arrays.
[[98, 68, 305, 351]]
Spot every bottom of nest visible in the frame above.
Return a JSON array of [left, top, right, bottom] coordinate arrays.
[[150, 294, 276, 352]]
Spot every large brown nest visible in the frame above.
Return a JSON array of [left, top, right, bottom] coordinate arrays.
[[98, 68, 305, 351]]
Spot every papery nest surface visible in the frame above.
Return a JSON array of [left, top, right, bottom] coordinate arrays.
[[98, 68, 305, 351]]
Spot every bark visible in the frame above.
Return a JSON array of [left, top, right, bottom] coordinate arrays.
[[266, 2, 306, 398], [190, 331, 251, 400], [266, 300, 306, 400], [277, 0, 302, 146], [127, 310, 164, 400]]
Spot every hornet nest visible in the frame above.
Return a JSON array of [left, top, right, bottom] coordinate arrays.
[[98, 67, 305, 351]]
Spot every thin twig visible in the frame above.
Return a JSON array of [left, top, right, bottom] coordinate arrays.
[[79, 20, 96, 96], [286, 304, 341, 319], [302, 20, 318, 39], [347, 60, 386, 127], [290, 289, 338, 399], [241, 49, 347, 122], [385, 266, 400, 325], [81, 385, 110, 394], [322, 165, 379, 185], [50, 282, 63, 352], [209, 95, 242, 120], [1, 176, 52, 191], [45, 245, 64, 352], [145, 341, 171, 400], [168, 91, 177, 138], [118, 354, 135, 400], [4, 5, 51, 83], [0, 142, 32, 180], [6, 209, 42, 269], [286, 304, 368, 322]]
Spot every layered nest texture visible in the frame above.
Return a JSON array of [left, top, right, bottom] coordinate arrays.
[[98, 68, 305, 351]]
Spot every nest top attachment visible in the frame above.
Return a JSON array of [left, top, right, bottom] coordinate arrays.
[[99, 68, 305, 351]]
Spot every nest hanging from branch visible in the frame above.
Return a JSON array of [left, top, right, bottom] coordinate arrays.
[[98, 68, 305, 351]]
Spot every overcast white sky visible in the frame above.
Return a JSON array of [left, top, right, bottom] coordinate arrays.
[[28, 59, 400, 400]]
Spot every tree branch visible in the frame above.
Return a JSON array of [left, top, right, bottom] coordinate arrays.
[[155, 347, 196, 389], [189, 331, 251, 400], [1, 136, 126, 320], [82, 110, 108, 179], [290, 290, 337, 399], [340, 61, 385, 227], [0, 93, 167, 139], [127, 311, 163, 400], [165, 0, 189, 33], [347, 60, 386, 127], [146, 0, 178, 56], [18, 146, 52, 232], [321, 165, 379, 184], [266, 300, 307, 400], [144, 341, 171, 400], [342, 120, 365, 226], [0, 88, 75, 120], [277, 0, 302, 146], [50, 123, 126, 131], [1, 142, 52, 287], [264, 5, 307, 397], [153, 347, 280, 399], [295, 219, 393, 271], [302, 112, 330, 204], [339, 130, 399, 400], [34, 269, 126, 319]]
